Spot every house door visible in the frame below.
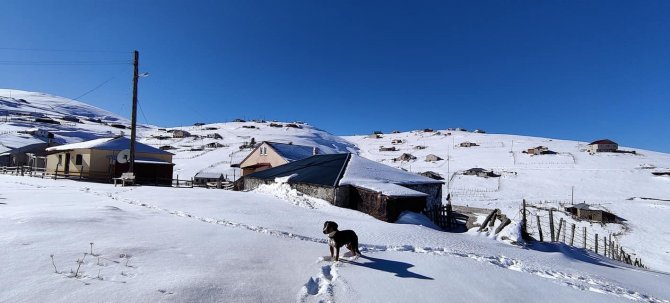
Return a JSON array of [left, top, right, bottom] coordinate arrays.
[[64, 153, 70, 174]]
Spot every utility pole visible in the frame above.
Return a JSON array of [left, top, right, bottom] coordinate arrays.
[[129, 50, 139, 173], [571, 186, 574, 205]]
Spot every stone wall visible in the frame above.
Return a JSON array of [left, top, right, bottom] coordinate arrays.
[[402, 183, 443, 210]]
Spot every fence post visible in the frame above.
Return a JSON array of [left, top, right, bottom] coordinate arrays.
[[570, 224, 575, 246], [582, 227, 587, 249], [536, 215, 543, 242], [595, 233, 599, 254], [549, 209, 555, 242], [557, 218, 564, 242], [521, 199, 529, 241], [603, 236, 608, 257]]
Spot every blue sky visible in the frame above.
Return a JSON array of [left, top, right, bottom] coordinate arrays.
[[1, 1, 669, 152]]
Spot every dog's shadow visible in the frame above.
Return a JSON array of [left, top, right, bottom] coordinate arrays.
[[345, 254, 433, 280]]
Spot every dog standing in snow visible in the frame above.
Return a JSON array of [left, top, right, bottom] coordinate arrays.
[[323, 221, 361, 261]]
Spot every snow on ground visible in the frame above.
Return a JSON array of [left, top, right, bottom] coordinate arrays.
[[344, 130, 670, 272], [1, 175, 670, 302]]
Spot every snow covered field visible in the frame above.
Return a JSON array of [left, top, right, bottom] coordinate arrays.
[[2, 175, 670, 302]]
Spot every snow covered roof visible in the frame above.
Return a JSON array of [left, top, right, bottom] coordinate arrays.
[[589, 139, 617, 145], [194, 172, 224, 179], [267, 142, 316, 162], [246, 153, 442, 197], [45, 137, 171, 155]]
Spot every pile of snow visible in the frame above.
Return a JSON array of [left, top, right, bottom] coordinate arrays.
[[253, 182, 329, 209], [395, 211, 442, 230]]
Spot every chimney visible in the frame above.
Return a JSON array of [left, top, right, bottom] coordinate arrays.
[[313, 147, 318, 155]]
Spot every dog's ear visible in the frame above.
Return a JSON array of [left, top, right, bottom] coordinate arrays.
[[332, 222, 338, 230]]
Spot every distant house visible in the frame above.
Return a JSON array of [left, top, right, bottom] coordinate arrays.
[[0, 143, 50, 167], [45, 136, 174, 184], [394, 153, 416, 162], [413, 145, 427, 150], [473, 129, 486, 134], [242, 125, 257, 129], [172, 130, 191, 138], [565, 203, 618, 223], [367, 134, 382, 139], [455, 128, 467, 131], [373, 131, 383, 135], [18, 128, 54, 141], [379, 146, 397, 152], [243, 153, 443, 222], [236, 141, 319, 176], [61, 116, 81, 123], [652, 171, 670, 177], [110, 123, 127, 129], [423, 128, 434, 133], [269, 123, 283, 128], [233, 118, 246, 122], [194, 172, 225, 186], [159, 145, 176, 151], [35, 117, 60, 125], [587, 139, 618, 154], [286, 123, 301, 129], [206, 133, 223, 139], [194, 122, 206, 126], [463, 168, 498, 178], [391, 130, 401, 134], [459, 141, 478, 147], [205, 142, 224, 148], [425, 154, 443, 162], [204, 127, 218, 131], [419, 171, 444, 180], [526, 146, 551, 155], [391, 139, 403, 145]]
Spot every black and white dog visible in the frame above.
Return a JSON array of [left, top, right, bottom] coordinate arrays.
[[323, 221, 361, 261]]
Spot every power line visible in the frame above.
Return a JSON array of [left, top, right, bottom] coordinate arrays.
[[73, 77, 117, 101], [0, 47, 131, 54], [0, 60, 130, 66]]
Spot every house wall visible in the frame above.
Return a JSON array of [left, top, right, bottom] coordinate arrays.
[[401, 183, 443, 210], [588, 143, 618, 153], [348, 186, 427, 222], [46, 149, 172, 180], [239, 142, 289, 175], [292, 183, 337, 203]]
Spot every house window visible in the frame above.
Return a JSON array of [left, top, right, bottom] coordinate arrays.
[[75, 154, 83, 166], [260, 146, 267, 155]]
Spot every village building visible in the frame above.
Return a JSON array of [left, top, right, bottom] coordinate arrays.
[[379, 146, 397, 152], [205, 142, 224, 148], [193, 171, 226, 186], [0, 142, 50, 168], [394, 153, 417, 162], [18, 128, 54, 140], [373, 131, 383, 135], [61, 115, 81, 123], [425, 154, 443, 162], [463, 168, 499, 178], [414, 145, 427, 150], [587, 139, 618, 154], [44, 136, 174, 184], [391, 139, 403, 145], [473, 129, 486, 134], [204, 127, 218, 131], [206, 133, 223, 139], [159, 145, 176, 151], [236, 141, 319, 176], [419, 171, 444, 180], [565, 203, 618, 223], [456, 128, 467, 131], [459, 141, 478, 147], [193, 122, 206, 126], [526, 146, 554, 155], [652, 171, 670, 177], [367, 134, 382, 139], [391, 130, 401, 134], [242, 153, 443, 222], [423, 128, 434, 132], [172, 130, 191, 138]]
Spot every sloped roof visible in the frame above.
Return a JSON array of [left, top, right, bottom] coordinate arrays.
[[45, 137, 171, 155], [194, 172, 224, 179], [267, 142, 315, 162], [245, 153, 349, 186], [589, 139, 617, 145], [246, 153, 442, 197]]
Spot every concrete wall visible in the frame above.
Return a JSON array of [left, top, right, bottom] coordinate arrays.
[[46, 148, 172, 179]]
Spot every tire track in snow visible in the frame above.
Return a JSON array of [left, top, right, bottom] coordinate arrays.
[[85, 188, 668, 303]]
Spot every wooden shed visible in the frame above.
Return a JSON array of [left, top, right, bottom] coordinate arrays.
[[565, 203, 618, 223]]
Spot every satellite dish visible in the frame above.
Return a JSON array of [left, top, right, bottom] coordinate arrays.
[[117, 149, 131, 164]]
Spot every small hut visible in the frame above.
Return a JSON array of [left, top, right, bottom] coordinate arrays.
[[394, 153, 416, 162], [379, 146, 397, 152], [565, 203, 618, 223], [425, 154, 443, 162], [459, 142, 478, 147]]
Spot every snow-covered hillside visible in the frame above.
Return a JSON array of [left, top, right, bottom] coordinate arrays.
[[344, 130, 670, 271], [0, 90, 670, 302]]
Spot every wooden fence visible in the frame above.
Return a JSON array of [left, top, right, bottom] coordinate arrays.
[[522, 200, 646, 269]]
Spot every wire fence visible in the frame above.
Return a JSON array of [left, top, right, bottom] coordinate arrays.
[[522, 201, 646, 268]]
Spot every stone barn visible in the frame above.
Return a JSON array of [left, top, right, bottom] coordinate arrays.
[[243, 153, 443, 222], [425, 154, 443, 162], [565, 203, 618, 223]]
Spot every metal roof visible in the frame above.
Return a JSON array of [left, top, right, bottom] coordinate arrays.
[[245, 153, 350, 187]]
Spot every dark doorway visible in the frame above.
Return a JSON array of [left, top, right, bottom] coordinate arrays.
[[64, 153, 70, 174]]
